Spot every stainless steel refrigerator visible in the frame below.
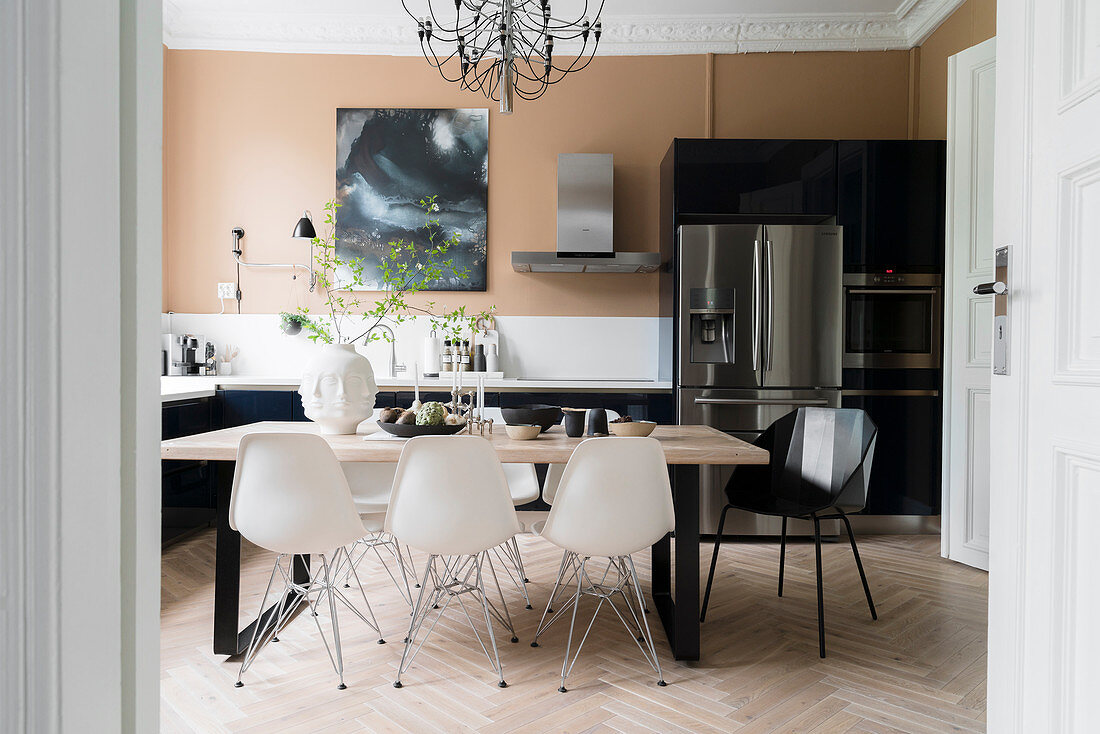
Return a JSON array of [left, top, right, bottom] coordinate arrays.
[[672, 224, 844, 535]]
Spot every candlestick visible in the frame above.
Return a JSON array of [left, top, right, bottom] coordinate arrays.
[[413, 362, 420, 403], [478, 377, 485, 422]]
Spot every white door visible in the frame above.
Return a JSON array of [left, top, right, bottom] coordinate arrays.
[[988, 0, 1100, 731], [943, 38, 996, 571]]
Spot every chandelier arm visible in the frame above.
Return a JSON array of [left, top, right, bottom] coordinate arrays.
[[548, 49, 599, 78]]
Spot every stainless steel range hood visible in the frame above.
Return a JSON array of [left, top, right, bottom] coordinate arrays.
[[511, 153, 662, 274]]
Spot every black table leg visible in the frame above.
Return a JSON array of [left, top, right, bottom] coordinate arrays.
[[651, 463, 701, 661], [212, 460, 310, 656]]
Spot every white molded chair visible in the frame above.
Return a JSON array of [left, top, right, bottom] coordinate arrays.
[[532, 437, 674, 692], [341, 461, 418, 604], [484, 407, 542, 608], [387, 436, 524, 688], [229, 433, 384, 690]]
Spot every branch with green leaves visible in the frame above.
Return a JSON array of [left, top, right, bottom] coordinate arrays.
[[296, 196, 494, 346]]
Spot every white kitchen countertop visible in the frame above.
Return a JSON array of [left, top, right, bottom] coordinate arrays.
[[161, 375, 672, 403]]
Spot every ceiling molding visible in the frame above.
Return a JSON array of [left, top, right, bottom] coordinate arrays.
[[162, 1, 967, 56]]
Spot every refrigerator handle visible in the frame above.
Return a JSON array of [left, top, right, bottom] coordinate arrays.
[[765, 238, 774, 371], [694, 398, 831, 406], [752, 239, 761, 371]]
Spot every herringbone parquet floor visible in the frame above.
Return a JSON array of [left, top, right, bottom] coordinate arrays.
[[161, 521, 988, 733]]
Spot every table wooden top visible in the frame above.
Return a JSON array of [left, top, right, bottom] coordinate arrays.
[[161, 421, 769, 465]]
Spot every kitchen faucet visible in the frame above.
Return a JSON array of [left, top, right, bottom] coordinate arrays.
[[364, 324, 406, 377]]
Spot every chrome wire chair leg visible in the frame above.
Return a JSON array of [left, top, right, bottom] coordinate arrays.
[[552, 555, 664, 693], [532, 551, 580, 646], [476, 553, 508, 687], [338, 546, 386, 644], [394, 556, 436, 688], [550, 551, 583, 612], [235, 553, 284, 687], [626, 555, 666, 686], [701, 504, 731, 622], [394, 552, 514, 689], [813, 515, 826, 658], [837, 513, 877, 620], [778, 515, 788, 597], [339, 533, 416, 606], [491, 537, 532, 609], [559, 556, 588, 693], [510, 536, 533, 608], [320, 554, 347, 689]]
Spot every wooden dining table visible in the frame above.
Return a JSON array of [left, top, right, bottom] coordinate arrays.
[[161, 420, 769, 661]]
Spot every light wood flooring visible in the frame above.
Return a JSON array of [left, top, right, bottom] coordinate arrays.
[[161, 524, 988, 733]]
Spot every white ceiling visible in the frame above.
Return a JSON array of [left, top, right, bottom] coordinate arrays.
[[163, 0, 966, 56]]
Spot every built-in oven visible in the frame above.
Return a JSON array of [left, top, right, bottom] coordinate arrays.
[[843, 273, 942, 369]]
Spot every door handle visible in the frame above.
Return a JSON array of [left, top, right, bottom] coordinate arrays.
[[973, 281, 1008, 295], [841, 389, 940, 397], [752, 240, 761, 370], [765, 239, 774, 371], [694, 398, 831, 406]]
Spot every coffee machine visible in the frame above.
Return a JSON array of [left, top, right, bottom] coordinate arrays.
[[163, 333, 211, 375]]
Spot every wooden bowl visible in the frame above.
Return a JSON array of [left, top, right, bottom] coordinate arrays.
[[504, 423, 542, 440], [376, 421, 465, 438], [607, 420, 657, 437]]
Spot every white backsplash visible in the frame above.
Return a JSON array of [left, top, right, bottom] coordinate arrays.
[[162, 313, 668, 381]]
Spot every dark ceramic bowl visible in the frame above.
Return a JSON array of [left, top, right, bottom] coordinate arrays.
[[375, 421, 465, 438], [500, 404, 563, 433]]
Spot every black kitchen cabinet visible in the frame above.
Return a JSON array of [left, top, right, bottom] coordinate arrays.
[[162, 397, 216, 546], [841, 368, 942, 516], [665, 139, 837, 217], [838, 140, 946, 273], [218, 389, 297, 427]]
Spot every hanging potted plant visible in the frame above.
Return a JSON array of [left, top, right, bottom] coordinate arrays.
[[295, 197, 491, 434], [279, 311, 311, 336]]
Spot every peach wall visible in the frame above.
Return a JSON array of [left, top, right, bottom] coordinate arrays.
[[915, 0, 997, 139], [163, 49, 913, 316], [714, 51, 911, 139]]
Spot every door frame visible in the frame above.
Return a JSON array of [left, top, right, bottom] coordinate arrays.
[[0, 0, 162, 731], [941, 37, 996, 570], [987, 0, 1033, 729]]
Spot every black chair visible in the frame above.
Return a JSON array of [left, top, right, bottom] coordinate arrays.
[[700, 407, 879, 658]]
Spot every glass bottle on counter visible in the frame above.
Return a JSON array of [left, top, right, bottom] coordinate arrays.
[[441, 339, 453, 372], [459, 340, 471, 371]]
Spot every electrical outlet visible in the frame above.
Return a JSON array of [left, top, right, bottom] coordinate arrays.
[[217, 282, 237, 299]]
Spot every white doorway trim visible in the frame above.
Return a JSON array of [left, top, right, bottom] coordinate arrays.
[[0, 1, 162, 731]]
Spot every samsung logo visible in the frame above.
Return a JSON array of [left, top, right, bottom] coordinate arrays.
[[822, 232, 837, 236]]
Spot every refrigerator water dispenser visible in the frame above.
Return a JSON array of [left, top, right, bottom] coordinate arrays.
[[689, 288, 735, 364]]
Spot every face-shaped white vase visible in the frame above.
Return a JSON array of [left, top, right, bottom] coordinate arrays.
[[299, 343, 378, 435]]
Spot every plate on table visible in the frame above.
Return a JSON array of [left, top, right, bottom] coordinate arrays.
[[375, 421, 465, 438]]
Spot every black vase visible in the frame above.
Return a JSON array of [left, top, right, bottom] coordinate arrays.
[[586, 408, 608, 436]]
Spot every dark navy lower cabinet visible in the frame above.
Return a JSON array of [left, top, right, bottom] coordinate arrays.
[[217, 389, 297, 427], [162, 397, 216, 547]]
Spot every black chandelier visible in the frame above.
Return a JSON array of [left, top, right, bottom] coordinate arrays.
[[401, 0, 604, 114]]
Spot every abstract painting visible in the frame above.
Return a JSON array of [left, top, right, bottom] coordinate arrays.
[[335, 108, 489, 291]]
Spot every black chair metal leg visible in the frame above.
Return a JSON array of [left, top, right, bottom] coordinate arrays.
[[778, 516, 788, 597], [700, 504, 731, 623], [839, 513, 877, 621], [812, 515, 825, 658]]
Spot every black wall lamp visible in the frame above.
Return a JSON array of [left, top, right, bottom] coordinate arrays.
[[230, 210, 318, 292]]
